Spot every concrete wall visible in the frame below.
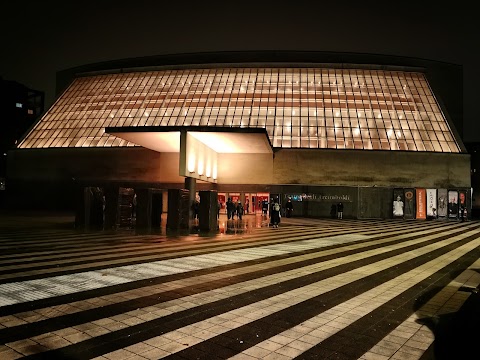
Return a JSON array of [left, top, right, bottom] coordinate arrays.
[[217, 153, 273, 184], [8, 147, 469, 189], [273, 149, 471, 188], [7, 147, 184, 184], [5, 147, 471, 213]]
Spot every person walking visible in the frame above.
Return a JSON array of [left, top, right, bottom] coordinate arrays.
[[236, 201, 244, 220], [285, 198, 294, 218], [270, 200, 281, 228], [337, 202, 344, 219], [226, 198, 235, 220], [262, 199, 269, 215]]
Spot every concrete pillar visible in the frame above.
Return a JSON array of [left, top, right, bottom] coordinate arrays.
[[185, 177, 196, 220], [199, 190, 218, 232], [166, 188, 190, 230]]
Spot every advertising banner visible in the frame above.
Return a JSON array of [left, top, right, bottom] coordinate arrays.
[[437, 189, 448, 218], [404, 188, 415, 219], [459, 190, 467, 219], [393, 189, 404, 218], [448, 190, 459, 219], [426, 189, 437, 218], [416, 188, 426, 220]]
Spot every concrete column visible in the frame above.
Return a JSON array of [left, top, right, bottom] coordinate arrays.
[[199, 190, 218, 232], [185, 177, 196, 220], [166, 188, 190, 230]]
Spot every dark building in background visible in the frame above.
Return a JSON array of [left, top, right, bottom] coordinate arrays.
[[0, 77, 44, 202]]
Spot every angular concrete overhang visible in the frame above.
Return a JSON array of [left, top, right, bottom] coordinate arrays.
[[105, 126, 273, 154]]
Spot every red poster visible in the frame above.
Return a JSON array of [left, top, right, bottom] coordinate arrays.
[[416, 188, 426, 219]]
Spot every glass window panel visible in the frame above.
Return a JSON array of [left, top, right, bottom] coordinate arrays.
[[439, 142, 450, 152], [16, 68, 460, 152], [432, 142, 442, 151]]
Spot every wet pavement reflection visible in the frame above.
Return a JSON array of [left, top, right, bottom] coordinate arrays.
[[134, 213, 272, 237], [218, 214, 269, 235]]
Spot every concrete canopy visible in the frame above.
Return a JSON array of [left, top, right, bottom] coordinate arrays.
[[105, 126, 273, 154]]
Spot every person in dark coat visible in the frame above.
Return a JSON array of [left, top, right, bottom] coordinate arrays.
[[262, 199, 269, 215], [193, 200, 199, 220], [285, 198, 294, 218], [236, 201, 244, 220], [226, 198, 235, 220], [337, 202, 344, 219]]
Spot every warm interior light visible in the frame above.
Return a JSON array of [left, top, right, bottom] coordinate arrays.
[[187, 153, 195, 173], [205, 155, 212, 178]]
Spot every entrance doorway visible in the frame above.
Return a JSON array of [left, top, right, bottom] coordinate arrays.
[[252, 192, 270, 214], [218, 192, 271, 215]]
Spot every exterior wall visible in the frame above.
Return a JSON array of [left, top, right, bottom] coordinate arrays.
[[7, 148, 184, 184], [5, 147, 471, 215], [217, 153, 273, 184], [273, 149, 471, 188]]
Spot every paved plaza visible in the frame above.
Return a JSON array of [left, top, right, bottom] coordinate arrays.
[[0, 212, 479, 359]]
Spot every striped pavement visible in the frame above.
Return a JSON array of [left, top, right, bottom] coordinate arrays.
[[0, 215, 479, 359]]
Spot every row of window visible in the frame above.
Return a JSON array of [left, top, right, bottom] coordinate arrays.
[[21, 134, 456, 153], [19, 68, 460, 153]]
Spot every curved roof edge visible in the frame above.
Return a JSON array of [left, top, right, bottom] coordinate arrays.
[[58, 50, 461, 76]]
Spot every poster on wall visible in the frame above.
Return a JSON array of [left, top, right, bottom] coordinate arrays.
[[416, 188, 426, 220], [459, 190, 467, 219], [448, 190, 459, 219], [404, 188, 415, 219], [437, 189, 448, 218], [426, 189, 437, 218], [393, 189, 404, 218]]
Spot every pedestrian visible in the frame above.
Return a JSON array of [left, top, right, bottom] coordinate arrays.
[[337, 202, 344, 219], [270, 200, 281, 228], [226, 197, 235, 220], [262, 199, 269, 215], [217, 201, 221, 219], [285, 198, 294, 218], [236, 201, 244, 220]]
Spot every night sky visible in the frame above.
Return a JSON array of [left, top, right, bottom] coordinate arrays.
[[1, 1, 477, 141]]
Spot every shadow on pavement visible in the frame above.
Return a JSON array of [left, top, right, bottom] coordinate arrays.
[[415, 270, 480, 359]]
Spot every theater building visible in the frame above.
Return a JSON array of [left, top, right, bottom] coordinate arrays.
[[6, 52, 471, 229]]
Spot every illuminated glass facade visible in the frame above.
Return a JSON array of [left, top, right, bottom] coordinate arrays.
[[19, 67, 461, 152]]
